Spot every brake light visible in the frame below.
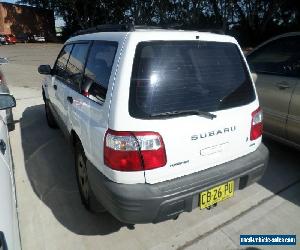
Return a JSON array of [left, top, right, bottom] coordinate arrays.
[[250, 107, 263, 140], [104, 129, 167, 171], [82, 90, 89, 97]]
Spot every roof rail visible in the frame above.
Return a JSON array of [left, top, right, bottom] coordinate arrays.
[[197, 29, 225, 34], [72, 24, 181, 36], [72, 24, 225, 36], [73, 24, 135, 36], [134, 25, 173, 30]]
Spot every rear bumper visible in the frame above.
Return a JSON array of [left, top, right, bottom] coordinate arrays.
[[87, 144, 269, 224]]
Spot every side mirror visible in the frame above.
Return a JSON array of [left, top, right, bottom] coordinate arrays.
[[0, 94, 16, 110], [38, 65, 52, 75], [0, 231, 7, 250]]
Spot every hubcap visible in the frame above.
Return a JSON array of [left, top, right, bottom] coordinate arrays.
[[77, 154, 89, 201]]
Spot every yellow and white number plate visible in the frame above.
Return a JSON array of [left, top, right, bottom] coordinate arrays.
[[199, 180, 234, 209]]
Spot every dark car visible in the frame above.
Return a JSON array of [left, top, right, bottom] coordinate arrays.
[[16, 33, 29, 43]]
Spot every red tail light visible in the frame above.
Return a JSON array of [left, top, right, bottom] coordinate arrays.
[[104, 129, 167, 171], [82, 90, 89, 97], [250, 107, 263, 140]]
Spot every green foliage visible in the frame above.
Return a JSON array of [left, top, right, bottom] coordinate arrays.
[[17, 0, 300, 46]]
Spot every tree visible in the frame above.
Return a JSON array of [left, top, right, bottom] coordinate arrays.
[[17, 0, 300, 46]]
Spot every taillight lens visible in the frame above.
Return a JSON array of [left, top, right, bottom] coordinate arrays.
[[250, 107, 263, 140], [104, 129, 167, 171], [82, 90, 89, 97]]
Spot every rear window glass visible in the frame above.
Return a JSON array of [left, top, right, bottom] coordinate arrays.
[[129, 41, 255, 119]]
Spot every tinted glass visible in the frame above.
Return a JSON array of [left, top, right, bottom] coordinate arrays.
[[65, 43, 89, 89], [82, 41, 118, 102], [247, 36, 300, 77], [129, 41, 255, 119], [54, 44, 73, 79]]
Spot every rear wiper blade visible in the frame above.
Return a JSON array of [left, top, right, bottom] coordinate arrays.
[[150, 109, 217, 120]]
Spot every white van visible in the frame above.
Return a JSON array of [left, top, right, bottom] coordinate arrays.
[[39, 24, 269, 224]]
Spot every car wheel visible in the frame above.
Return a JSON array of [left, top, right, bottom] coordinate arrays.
[[75, 141, 106, 213], [44, 101, 58, 128]]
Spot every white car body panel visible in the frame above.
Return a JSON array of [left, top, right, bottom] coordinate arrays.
[[0, 110, 21, 250]]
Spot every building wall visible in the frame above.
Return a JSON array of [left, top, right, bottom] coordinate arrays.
[[0, 3, 55, 41]]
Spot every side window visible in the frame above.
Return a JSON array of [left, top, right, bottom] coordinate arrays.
[[82, 41, 118, 102], [65, 43, 89, 90], [247, 36, 300, 77], [54, 44, 73, 79]]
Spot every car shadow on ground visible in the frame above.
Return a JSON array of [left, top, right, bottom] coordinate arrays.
[[20, 104, 124, 235], [258, 137, 300, 207]]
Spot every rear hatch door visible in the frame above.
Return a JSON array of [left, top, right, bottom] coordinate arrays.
[[128, 40, 259, 184]]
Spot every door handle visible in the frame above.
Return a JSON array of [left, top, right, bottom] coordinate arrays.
[[67, 96, 73, 104], [0, 139, 6, 154], [275, 82, 290, 90], [53, 84, 57, 90]]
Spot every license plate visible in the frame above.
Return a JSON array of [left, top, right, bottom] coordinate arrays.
[[199, 180, 234, 209]]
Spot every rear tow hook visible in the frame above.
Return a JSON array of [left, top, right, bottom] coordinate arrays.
[[126, 224, 135, 230], [207, 203, 218, 210]]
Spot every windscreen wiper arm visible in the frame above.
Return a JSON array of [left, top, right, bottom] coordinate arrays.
[[150, 109, 217, 120]]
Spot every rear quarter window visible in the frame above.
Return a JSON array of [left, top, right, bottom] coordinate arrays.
[[82, 41, 118, 103], [129, 41, 255, 119]]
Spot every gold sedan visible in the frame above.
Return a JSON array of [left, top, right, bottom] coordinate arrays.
[[247, 32, 300, 149]]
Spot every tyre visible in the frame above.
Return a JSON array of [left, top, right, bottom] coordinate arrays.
[[44, 101, 58, 129], [74, 141, 106, 213]]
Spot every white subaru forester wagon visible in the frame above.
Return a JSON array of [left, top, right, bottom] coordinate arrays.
[[39, 24, 269, 224]]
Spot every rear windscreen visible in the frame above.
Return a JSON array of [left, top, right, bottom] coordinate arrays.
[[129, 41, 255, 119]]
